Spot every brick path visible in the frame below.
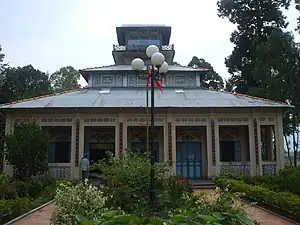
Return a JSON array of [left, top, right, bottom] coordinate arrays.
[[12, 202, 55, 225], [10, 191, 295, 225], [195, 189, 295, 225]]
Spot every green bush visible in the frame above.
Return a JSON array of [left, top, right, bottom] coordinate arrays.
[[4, 121, 50, 179], [92, 153, 192, 216], [216, 177, 300, 219], [220, 166, 300, 195], [0, 173, 10, 198], [0, 197, 31, 224]]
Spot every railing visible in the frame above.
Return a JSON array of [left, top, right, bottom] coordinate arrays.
[[48, 164, 71, 178], [262, 161, 277, 176], [220, 162, 251, 176], [113, 44, 174, 52]]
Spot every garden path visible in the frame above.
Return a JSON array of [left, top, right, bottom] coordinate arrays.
[[10, 191, 296, 225], [11, 202, 55, 225], [195, 189, 296, 225]]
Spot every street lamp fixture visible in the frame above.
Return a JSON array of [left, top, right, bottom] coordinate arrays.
[[131, 45, 168, 207]]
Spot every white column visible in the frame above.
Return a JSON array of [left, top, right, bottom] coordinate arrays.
[[171, 120, 176, 175], [3, 114, 13, 176], [74, 118, 84, 179], [248, 118, 256, 176], [164, 114, 170, 163], [215, 121, 220, 175], [256, 119, 263, 176], [206, 121, 212, 178], [276, 112, 285, 171], [119, 115, 127, 157]]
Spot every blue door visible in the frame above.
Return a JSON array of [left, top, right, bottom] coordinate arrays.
[[131, 141, 159, 162], [176, 142, 202, 179]]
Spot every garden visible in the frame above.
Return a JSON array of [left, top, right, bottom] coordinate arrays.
[[216, 166, 300, 222], [52, 153, 257, 225], [0, 122, 64, 224]]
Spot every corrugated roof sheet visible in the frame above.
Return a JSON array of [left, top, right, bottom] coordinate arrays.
[[80, 64, 208, 72], [0, 88, 291, 109]]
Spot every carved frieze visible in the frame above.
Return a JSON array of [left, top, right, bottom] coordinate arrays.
[[83, 116, 117, 124], [40, 116, 73, 125], [126, 116, 165, 126], [217, 117, 249, 123], [173, 116, 207, 125]]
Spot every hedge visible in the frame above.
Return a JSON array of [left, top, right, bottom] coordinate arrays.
[[216, 177, 300, 221]]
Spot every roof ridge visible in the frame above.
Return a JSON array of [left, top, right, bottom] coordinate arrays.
[[0, 88, 82, 107], [80, 64, 118, 71], [203, 87, 290, 106]]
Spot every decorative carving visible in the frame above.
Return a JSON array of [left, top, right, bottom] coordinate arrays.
[[176, 126, 204, 141], [113, 44, 174, 52], [217, 117, 249, 123], [259, 117, 275, 122], [75, 119, 80, 166], [40, 117, 73, 125], [48, 166, 71, 178], [85, 127, 115, 142], [168, 122, 172, 165], [253, 118, 259, 164], [173, 116, 207, 124], [119, 123, 123, 158], [116, 75, 123, 86], [126, 116, 164, 125], [14, 117, 32, 124], [211, 119, 216, 166], [102, 75, 114, 85], [174, 75, 186, 84], [220, 164, 251, 176], [83, 117, 117, 124], [262, 163, 277, 176], [128, 75, 137, 86]]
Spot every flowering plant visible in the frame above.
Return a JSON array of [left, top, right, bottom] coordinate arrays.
[[51, 180, 107, 225]]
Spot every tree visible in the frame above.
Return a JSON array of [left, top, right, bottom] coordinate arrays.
[[217, 0, 291, 94], [49, 66, 81, 91], [251, 29, 300, 166], [0, 65, 52, 104], [295, 0, 300, 31], [4, 122, 50, 179], [188, 56, 224, 90], [0, 45, 7, 74]]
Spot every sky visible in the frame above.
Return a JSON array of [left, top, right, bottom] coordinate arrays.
[[0, 0, 299, 86]]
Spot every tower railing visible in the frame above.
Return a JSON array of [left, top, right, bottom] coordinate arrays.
[[113, 44, 174, 52]]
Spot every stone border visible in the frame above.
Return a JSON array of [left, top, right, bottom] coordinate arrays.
[[3, 199, 55, 225]]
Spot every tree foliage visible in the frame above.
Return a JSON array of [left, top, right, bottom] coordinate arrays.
[[188, 56, 224, 90], [49, 66, 81, 91], [217, 0, 291, 94], [4, 122, 50, 179], [0, 65, 52, 104]]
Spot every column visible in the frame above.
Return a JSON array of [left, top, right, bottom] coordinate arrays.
[[248, 118, 257, 176], [163, 115, 169, 163], [114, 123, 120, 158], [70, 117, 77, 179], [171, 117, 176, 175], [206, 118, 212, 178], [119, 115, 127, 158], [276, 112, 285, 171], [3, 114, 13, 176], [214, 120, 220, 175], [75, 118, 84, 179]]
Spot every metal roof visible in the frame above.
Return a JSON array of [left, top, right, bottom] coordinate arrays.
[[0, 88, 291, 109], [80, 64, 208, 72]]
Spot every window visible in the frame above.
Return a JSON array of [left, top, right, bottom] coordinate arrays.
[[220, 141, 241, 162], [93, 75, 100, 84], [48, 142, 71, 163]]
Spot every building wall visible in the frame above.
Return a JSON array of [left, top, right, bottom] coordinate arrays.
[[2, 108, 285, 179]]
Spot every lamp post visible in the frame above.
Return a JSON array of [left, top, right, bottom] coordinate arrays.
[[131, 45, 168, 206]]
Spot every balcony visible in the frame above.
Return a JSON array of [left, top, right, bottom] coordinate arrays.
[[113, 44, 174, 52]]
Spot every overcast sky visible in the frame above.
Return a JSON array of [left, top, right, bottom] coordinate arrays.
[[0, 0, 299, 86]]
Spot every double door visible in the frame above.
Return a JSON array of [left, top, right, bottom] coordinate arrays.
[[176, 142, 202, 179]]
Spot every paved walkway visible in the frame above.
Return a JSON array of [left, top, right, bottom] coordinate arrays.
[[12, 202, 55, 225], [10, 191, 296, 225], [195, 189, 295, 225]]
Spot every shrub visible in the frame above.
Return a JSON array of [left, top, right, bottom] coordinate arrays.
[[0, 197, 31, 224], [4, 122, 50, 179], [274, 166, 300, 195], [216, 177, 300, 220], [51, 180, 107, 225], [0, 173, 10, 198], [93, 153, 191, 216]]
